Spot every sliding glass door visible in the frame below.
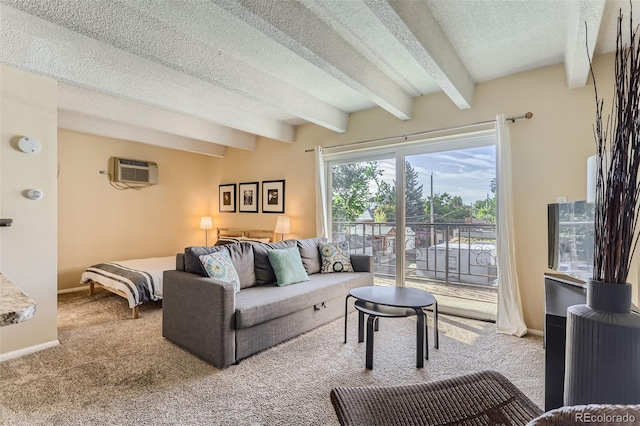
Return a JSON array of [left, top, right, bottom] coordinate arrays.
[[328, 155, 398, 283], [325, 131, 498, 320], [404, 147, 497, 320]]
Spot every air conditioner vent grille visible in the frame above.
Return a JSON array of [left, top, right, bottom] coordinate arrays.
[[120, 159, 149, 167], [120, 167, 150, 183], [110, 157, 158, 185]]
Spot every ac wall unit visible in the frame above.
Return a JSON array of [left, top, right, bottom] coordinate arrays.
[[110, 157, 158, 185]]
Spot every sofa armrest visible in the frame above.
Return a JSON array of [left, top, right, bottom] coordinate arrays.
[[175, 253, 185, 271], [162, 270, 236, 368], [350, 254, 373, 273]]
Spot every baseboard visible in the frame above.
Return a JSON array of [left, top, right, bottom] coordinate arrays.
[[58, 285, 89, 294], [438, 306, 496, 323], [527, 328, 543, 337], [0, 340, 59, 363]]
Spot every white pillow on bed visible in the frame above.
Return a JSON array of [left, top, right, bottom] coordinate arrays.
[[199, 251, 241, 293], [235, 236, 271, 243], [215, 236, 271, 246]]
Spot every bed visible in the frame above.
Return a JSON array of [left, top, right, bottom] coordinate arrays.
[[215, 228, 274, 244], [81, 229, 273, 319], [81, 256, 175, 319]]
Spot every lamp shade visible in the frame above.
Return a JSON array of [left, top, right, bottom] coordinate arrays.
[[274, 215, 291, 234], [200, 216, 213, 230]]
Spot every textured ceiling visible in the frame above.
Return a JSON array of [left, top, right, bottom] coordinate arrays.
[[0, 0, 633, 156]]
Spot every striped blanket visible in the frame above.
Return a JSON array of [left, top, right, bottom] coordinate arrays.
[[80, 256, 175, 308]]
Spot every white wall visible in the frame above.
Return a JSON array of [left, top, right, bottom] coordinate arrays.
[[0, 65, 58, 358]]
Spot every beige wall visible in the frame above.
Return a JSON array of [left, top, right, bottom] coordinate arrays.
[[217, 140, 318, 239], [57, 130, 221, 291], [220, 52, 629, 332], [0, 66, 58, 357]]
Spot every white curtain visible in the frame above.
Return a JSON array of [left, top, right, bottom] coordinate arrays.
[[314, 146, 329, 238], [495, 114, 528, 337]]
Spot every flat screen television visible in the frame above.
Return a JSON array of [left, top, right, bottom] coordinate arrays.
[[547, 201, 594, 282]]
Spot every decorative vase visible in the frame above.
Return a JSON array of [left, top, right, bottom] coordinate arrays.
[[564, 279, 640, 405]]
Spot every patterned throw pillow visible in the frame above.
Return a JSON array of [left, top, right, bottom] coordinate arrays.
[[199, 251, 241, 293], [266, 247, 310, 286], [319, 241, 354, 273]]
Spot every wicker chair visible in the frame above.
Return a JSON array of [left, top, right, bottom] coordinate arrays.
[[330, 370, 542, 426]]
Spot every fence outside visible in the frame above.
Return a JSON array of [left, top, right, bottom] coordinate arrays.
[[332, 221, 498, 288]]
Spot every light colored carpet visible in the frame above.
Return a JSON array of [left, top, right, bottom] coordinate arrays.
[[0, 291, 544, 425]]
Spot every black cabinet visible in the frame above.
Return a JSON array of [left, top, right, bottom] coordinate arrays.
[[544, 273, 586, 411]]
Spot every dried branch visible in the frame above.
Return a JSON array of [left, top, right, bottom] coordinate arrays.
[[592, 6, 640, 283]]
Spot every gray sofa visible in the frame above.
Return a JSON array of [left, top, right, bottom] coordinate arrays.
[[162, 237, 373, 368]]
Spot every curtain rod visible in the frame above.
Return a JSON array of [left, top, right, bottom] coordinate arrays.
[[304, 112, 533, 152]]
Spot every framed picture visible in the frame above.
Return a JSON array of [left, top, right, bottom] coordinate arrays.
[[219, 183, 236, 212], [238, 182, 259, 213], [262, 180, 285, 213]]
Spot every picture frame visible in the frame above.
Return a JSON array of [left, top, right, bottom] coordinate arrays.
[[262, 180, 285, 213], [219, 183, 236, 212], [238, 182, 259, 213]]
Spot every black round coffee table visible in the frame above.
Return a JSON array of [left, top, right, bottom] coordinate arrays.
[[344, 286, 439, 369]]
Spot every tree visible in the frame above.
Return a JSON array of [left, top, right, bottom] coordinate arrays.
[[374, 204, 394, 223], [331, 162, 380, 222], [373, 180, 395, 222], [405, 162, 425, 223], [424, 192, 472, 223], [473, 196, 496, 223], [371, 161, 425, 224], [472, 179, 497, 223]]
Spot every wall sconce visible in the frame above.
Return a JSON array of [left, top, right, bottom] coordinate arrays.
[[274, 215, 291, 241], [200, 216, 213, 245]]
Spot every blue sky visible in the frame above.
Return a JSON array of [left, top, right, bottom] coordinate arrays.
[[377, 145, 496, 205]]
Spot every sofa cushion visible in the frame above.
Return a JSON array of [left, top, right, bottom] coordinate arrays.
[[267, 247, 310, 286], [319, 241, 354, 273], [297, 237, 327, 274], [185, 242, 257, 289], [234, 271, 372, 329], [251, 240, 297, 285], [199, 251, 241, 293], [185, 246, 218, 275]]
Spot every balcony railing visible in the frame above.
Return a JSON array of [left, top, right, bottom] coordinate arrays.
[[332, 221, 498, 288]]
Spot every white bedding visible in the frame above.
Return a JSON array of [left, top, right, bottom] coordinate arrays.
[[80, 256, 175, 308]]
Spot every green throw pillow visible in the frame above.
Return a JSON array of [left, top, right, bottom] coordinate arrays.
[[267, 247, 310, 286], [199, 251, 241, 293], [319, 241, 354, 273]]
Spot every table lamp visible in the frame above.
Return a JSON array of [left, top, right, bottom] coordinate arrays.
[[274, 215, 290, 241], [200, 216, 213, 245]]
